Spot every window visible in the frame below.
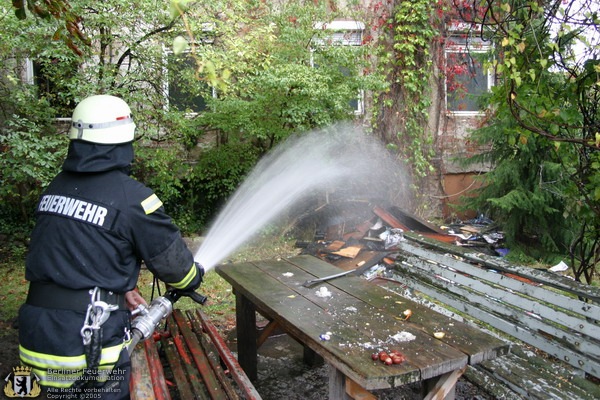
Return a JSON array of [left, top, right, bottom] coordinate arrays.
[[166, 51, 212, 113], [445, 34, 493, 114], [313, 20, 365, 115], [26, 58, 78, 118], [165, 24, 216, 113], [314, 20, 364, 46]]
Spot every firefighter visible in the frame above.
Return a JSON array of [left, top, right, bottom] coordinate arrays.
[[18, 94, 204, 399]]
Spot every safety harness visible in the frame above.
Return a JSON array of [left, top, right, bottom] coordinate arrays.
[[70, 287, 122, 389]]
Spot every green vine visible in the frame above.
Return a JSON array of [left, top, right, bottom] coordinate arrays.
[[393, 0, 439, 177], [375, 0, 441, 179]]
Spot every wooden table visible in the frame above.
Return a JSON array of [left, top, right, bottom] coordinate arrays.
[[216, 255, 509, 400]]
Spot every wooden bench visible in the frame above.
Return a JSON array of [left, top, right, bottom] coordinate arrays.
[[129, 308, 261, 400], [383, 231, 600, 399]]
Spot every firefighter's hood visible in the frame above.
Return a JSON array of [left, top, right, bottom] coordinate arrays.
[[62, 140, 134, 173]]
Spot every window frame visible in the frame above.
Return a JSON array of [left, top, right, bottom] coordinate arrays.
[[163, 23, 217, 115], [312, 20, 365, 115], [25, 57, 78, 120], [163, 48, 217, 115], [444, 29, 494, 116]]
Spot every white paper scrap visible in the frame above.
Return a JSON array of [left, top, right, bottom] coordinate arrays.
[[315, 286, 332, 298], [390, 331, 416, 342], [549, 261, 569, 272]]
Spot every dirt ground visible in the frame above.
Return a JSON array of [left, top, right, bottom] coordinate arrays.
[[238, 331, 493, 400], [0, 318, 20, 385]]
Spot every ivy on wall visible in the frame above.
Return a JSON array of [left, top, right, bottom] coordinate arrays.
[[374, 0, 441, 179], [390, 0, 439, 177]]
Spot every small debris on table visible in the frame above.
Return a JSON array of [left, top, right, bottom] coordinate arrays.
[[389, 331, 416, 343], [315, 286, 332, 298]]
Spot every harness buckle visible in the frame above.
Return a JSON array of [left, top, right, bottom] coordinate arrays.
[[80, 288, 120, 345]]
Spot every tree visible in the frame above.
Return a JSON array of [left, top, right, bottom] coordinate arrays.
[[452, 0, 600, 283], [11, 0, 90, 55], [175, 1, 386, 219], [367, 0, 448, 217], [188, 2, 384, 151], [1, 0, 386, 231]]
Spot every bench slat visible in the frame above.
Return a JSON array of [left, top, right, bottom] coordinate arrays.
[[190, 308, 263, 400], [394, 261, 600, 379], [160, 335, 198, 400], [391, 233, 600, 385], [403, 233, 600, 303], [399, 240, 600, 325], [144, 338, 171, 400], [131, 309, 262, 400], [171, 329, 212, 399], [477, 348, 600, 400], [129, 341, 161, 400], [397, 254, 600, 359], [185, 310, 241, 400]]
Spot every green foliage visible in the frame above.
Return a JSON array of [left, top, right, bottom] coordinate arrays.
[[131, 144, 185, 210], [0, 257, 29, 323], [0, 0, 386, 239], [462, 124, 572, 258], [181, 143, 260, 226], [373, 0, 439, 183], [200, 60, 360, 151], [195, 3, 383, 152], [0, 91, 67, 236]]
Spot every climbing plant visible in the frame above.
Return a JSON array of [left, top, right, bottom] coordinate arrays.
[[375, 0, 440, 178]]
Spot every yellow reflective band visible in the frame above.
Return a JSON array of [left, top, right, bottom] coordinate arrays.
[[19, 345, 86, 370], [168, 263, 197, 289], [19, 342, 126, 388], [141, 193, 163, 215]]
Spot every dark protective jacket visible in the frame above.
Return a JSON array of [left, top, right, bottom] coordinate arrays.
[[19, 140, 201, 389]]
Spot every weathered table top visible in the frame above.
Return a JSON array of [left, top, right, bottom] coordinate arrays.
[[216, 254, 508, 392]]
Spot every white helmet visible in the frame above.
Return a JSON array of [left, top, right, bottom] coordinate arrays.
[[69, 95, 136, 144]]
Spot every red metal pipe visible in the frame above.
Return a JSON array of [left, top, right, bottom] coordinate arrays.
[[144, 338, 171, 400], [193, 309, 263, 400]]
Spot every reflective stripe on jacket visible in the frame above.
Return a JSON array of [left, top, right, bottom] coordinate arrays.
[[19, 342, 127, 388]]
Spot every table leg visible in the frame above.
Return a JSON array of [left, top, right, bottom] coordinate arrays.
[[236, 293, 258, 381], [423, 366, 466, 400], [328, 364, 351, 400], [303, 346, 323, 366]]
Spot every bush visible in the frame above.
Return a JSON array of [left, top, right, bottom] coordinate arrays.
[[0, 95, 66, 240], [181, 142, 260, 228]]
